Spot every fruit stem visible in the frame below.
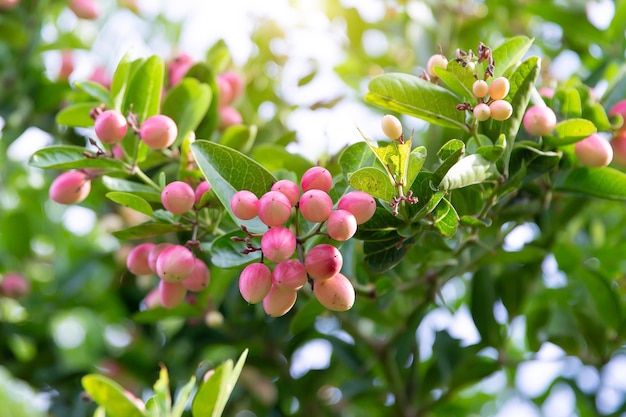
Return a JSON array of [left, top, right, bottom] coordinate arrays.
[[130, 165, 161, 191]]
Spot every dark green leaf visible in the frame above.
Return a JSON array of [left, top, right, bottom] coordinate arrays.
[[111, 222, 185, 240], [433, 198, 458, 238], [471, 268, 501, 346], [556, 166, 626, 200], [363, 235, 414, 273]]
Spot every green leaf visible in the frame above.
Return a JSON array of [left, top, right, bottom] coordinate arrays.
[[471, 268, 502, 346], [354, 208, 406, 241], [252, 144, 313, 179], [172, 376, 196, 417], [81, 375, 145, 417], [290, 299, 325, 335], [74, 81, 112, 108], [583, 102, 612, 132], [29, 146, 126, 171], [111, 222, 185, 240], [491, 36, 534, 78], [475, 134, 506, 162], [206, 39, 232, 74], [132, 304, 202, 323], [111, 53, 132, 110], [56, 102, 99, 127], [123, 55, 164, 122], [348, 167, 395, 201], [433, 60, 475, 100], [363, 235, 415, 273], [219, 124, 257, 154], [437, 139, 465, 160], [101, 176, 161, 202], [406, 146, 427, 190], [359, 128, 413, 188], [439, 154, 499, 190], [106, 192, 153, 217], [575, 269, 621, 332], [148, 366, 171, 417], [560, 87, 583, 118], [544, 119, 597, 146], [556, 166, 626, 200], [365, 73, 468, 131], [339, 142, 376, 175], [459, 215, 491, 228], [209, 230, 262, 268], [433, 198, 458, 238], [162, 78, 212, 145], [190, 140, 276, 232]]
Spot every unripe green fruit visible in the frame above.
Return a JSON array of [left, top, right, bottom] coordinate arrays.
[[263, 285, 297, 317], [313, 273, 355, 311], [158, 280, 186, 309], [140, 114, 178, 149], [156, 245, 195, 283], [326, 209, 357, 241], [126, 242, 156, 275], [261, 227, 296, 263], [94, 110, 128, 144], [298, 189, 333, 223], [239, 263, 272, 304], [230, 190, 259, 220], [523, 105, 557, 136], [301, 166, 332, 193], [575, 133, 613, 167], [427, 54, 448, 77], [488, 77, 510, 100], [271, 179, 300, 206], [49, 170, 91, 204], [337, 191, 376, 224], [148, 243, 173, 273], [473, 103, 491, 121], [182, 258, 211, 292], [472, 80, 489, 99], [258, 190, 292, 227], [381, 114, 403, 141], [304, 244, 342, 280], [161, 181, 195, 214], [272, 260, 307, 292], [489, 100, 513, 121]]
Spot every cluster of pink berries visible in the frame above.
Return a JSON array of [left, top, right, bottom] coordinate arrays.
[[469, 77, 513, 122], [231, 167, 377, 316]]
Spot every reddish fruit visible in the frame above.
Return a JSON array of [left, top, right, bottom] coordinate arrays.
[[156, 245, 195, 283], [216, 76, 234, 107], [301, 166, 332, 193], [219, 106, 243, 130], [219, 71, 245, 102], [261, 227, 296, 263], [89, 66, 110, 88], [272, 260, 307, 292], [194, 181, 211, 206], [143, 288, 161, 309], [161, 181, 195, 214], [239, 263, 273, 304], [58, 50, 74, 81], [313, 273, 355, 312], [523, 105, 557, 136], [489, 100, 513, 121], [168, 53, 194, 87], [271, 179, 300, 206], [258, 191, 292, 227], [575, 133, 613, 168], [609, 100, 626, 132], [488, 77, 510, 100], [263, 285, 297, 317], [538, 87, 555, 99], [140, 115, 178, 149], [112, 144, 125, 159], [95, 110, 128, 144], [326, 210, 357, 241], [427, 54, 448, 77], [611, 131, 626, 167], [472, 80, 489, 99], [182, 258, 210, 292], [381, 114, 403, 141], [298, 189, 333, 223], [68, 0, 100, 19], [126, 243, 156, 275], [158, 280, 186, 309], [337, 191, 376, 224], [230, 190, 259, 220], [304, 244, 342, 280], [148, 243, 173, 273], [49, 171, 91, 204], [0, 0, 19, 10], [473, 103, 491, 122], [0, 273, 30, 299]]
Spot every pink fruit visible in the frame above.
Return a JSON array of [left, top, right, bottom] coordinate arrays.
[[126, 243, 156, 275], [313, 273, 355, 311], [609, 100, 626, 132], [0, 0, 19, 10], [140, 115, 178, 149], [271, 179, 300, 206], [182, 258, 210, 292], [337, 191, 376, 224], [239, 263, 272, 304], [155, 245, 195, 283], [575, 133, 613, 167], [538, 87, 555, 99], [427, 54, 448, 77], [58, 50, 74, 81], [49, 171, 91, 204], [158, 280, 186, 309], [95, 110, 128, 144], [89, 66, 110, 88], [472, 80, 489, 99], [195, 181, 211, 206], [298, 189, 333, 223], [143, 288, 161, 309], [0, 273, 30, 299], [148, 243, 173, 273], [473, 103, 491, 122], [230, 190, 259, 220], [489, 100, 513, 121], [219, 71, 245, 102], [262, 285, 297, 317], [304, 244, 342, 280], [523, 105, 557, 136], [258, 191, 292, 227], [611, 132, 626, 167], [68, 0, 99, 19], [272, 260, 307, 292], [261, 227, 296, 263], [326, 210, 357, 241], [381, 114, 403, 141], [489, 77, 510, 100], [168, 53, 194, 87], [161, 181, 195, 214], [216, 76, 234, 107], [112, 144, 125, 159], [218, 106, 243, 130], [301, 166, 332, 193]]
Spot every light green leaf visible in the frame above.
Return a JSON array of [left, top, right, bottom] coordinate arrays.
[[439, 154, 499, 190], [339, 142, 376, 175], [172, 376, 197, 417], [56, 102, 99, 127], [123, 55, 164, 122], [74, 81, 112, 108], [556, 166, 626, 200], [433, 60, 475, 99], [544, 118, 597, 147], [111, 53, 132, 110], [162, 78, 212, 145], [81, 375, 145, 417], [101, 176, 161, 202], [112, 222, 185, 240], [219, 124, 257, 154], [406, 146, 427, 190], [348, 167, 396, 201], [433, 198, 458, 238], [437, 139, 465, 161], [559, 87, 582, 118], [252, 144, 313, 179], [491, 36, 534, 78], [29, 146, 126, 171], [149, 366, 171, 417], [106, 192, 153, 217]]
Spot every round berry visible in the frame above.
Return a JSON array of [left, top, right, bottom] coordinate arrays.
[[0, 273, 30, 299], [271, 179, 300, 206], [326, 210, 358, 241], [261, 227, 296, 263], [161, 181, 195, 214], [239, 263, 272, 304], [158, 280, 186, 309], [94, 110, 128, 144], [49, 171, 91, 205], [427, 54, 448, 77], [182, 258, 211, 292], [126, 243, 156, 275], [575, 133, 613, 168], [168, 53, 194, 87], [272, 260, 307, 292], [298, 189, 333, 223], [230, 190, 259, 220], [337, 191, 376, 225], [216, 76, 234, 107], [305, 244, 343, 280], [489, 100, 513, 121], [156, 245, 195, 283], [263, 285, 297, 317], [219, 71, 245, 102], [473, 103, 491, 122], [140, 115, 178, 149], [472, 80, 489, 99], [523, 105, 557, 136], [488, 77, 510, 100], [381, 114, 403, 141], [301, 166, 332, 193], [219, 106, 243, 130], [194, 181, 212, 206], [258, 191, 292, 227], [148, 243, 173, 273], [611, 132, 626, 167], [313, 273, 355, 312], [68, 0, 100, 19], [609, 100, 626, 132]]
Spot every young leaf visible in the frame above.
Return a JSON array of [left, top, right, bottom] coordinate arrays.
[[438, 154, 500, 190], [366, 73, 469, 131], [348, 167, 396, 201], [56, 102, 99, 127], [81, 375, 145, 417], [148, 366, 171, 417], [405, 146, 427, 190], [491, 36, 534, 78], [74, 81, 113, 108], [437, 139, 465, 161], [543, 118, 597, 147], [29, 146, 126, 171], [162, 78, 212, 146], [123, 55, 164, 122], [106, 192, 153, 217], [433, 60, 475, 100]]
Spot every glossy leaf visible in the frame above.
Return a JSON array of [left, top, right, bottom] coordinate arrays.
[[556, 166, 626, 200], [433, 198, 458, 238], [438, 154, 499, 190], [491, 36, 534, 78], [339, 141, 376, 175], [56, 102, 99, 127], [544, 118, 597, 146], [162, 78, 212, 145], [29, 146, 126, 171], [348, 167, 396, 201], [74, 81, 112, 107], [111, 222, 185, 240], [81, 375, 145, 417], [122, 55, 164, 122], [105, 192, 153, 217]]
